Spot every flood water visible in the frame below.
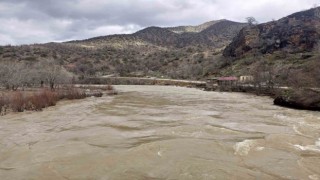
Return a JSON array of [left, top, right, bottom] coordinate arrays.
[[0, 85, 320, 180]]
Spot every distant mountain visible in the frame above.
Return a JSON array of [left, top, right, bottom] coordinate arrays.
[[133, 26, 179, 46], [177, 20, 247, 48], [165, 20, 225, 34], [67, 19, 247, 50]]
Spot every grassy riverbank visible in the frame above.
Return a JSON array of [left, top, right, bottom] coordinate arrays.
[[0, 85, 116, 115]]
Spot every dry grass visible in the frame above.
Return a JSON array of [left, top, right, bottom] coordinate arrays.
[[25, 90, 58, 111], [0, 94, 9, 115], [0, 86, 101, 115], [10, 91, 26, 112]]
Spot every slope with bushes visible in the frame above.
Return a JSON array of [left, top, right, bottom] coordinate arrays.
[[0, 19, 246, 80]]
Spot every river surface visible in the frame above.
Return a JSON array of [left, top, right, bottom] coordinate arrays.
[[0, 85, 320, 180]]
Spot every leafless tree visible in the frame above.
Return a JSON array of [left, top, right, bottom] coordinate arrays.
[[246, 17, 258, 26], [249, 59, 279, 92], [0, 59, 72, 90], [37, 59, 72, 90], [0, 62, 28, 90]]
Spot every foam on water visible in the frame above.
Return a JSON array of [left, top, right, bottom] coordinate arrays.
[[255, 146, 265, 151], [309, 174, 319, 180], [293, 125, 306, 136], [234, 139, 257, 156], [294, 138, 320, 153]]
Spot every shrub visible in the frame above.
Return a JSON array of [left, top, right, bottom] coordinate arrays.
[[0, 95, 9, 115], [10, 92, 25, 112], [25, 90, 58, 111], [1, 86, 104, 115], [58, 87, 86, 100], [40, 89, 58, 106], [25, 94, 45, 111]]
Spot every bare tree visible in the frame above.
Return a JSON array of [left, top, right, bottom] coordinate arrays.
[[246, 17, 258, 26], [38, 59, 72, 90], [249, 59, 278, 92], [0, 62, 28, 90]]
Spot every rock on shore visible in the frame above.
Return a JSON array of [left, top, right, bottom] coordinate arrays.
[[274, 89, 320, 111]]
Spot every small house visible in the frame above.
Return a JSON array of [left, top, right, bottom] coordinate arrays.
[[239, 76, 254, 83], [217, 77, 238, 86]]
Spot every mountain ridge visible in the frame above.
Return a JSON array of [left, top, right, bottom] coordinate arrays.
[[165, 20, 226, 34], [2, 7, 319, 82], [1, 18, 247, 79], [66, 19, 247, 50]]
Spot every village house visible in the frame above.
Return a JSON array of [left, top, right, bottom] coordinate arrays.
[[239, 75, 254, 83], [217, 77, 238, 86]]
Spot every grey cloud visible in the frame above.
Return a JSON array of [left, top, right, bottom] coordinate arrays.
[[0, 0, 319, 45]]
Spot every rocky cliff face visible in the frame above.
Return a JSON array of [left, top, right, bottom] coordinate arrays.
[[173, 20, 247, 49], [223, 7, 320, 58]]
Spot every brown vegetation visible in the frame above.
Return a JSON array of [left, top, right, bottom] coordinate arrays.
[[25, 90, 58, 111], [0, 85, 111, 115]]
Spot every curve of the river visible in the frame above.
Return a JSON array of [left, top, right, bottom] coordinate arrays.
[[0, 85, 319, 180]]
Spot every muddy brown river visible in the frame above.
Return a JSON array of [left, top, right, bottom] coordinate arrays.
[[0, 85, 320, 180]]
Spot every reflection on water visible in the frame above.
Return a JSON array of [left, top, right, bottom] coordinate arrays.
[[0, 85, 319, 179]]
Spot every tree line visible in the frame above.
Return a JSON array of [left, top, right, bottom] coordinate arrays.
[[0, 59, 73, 90]]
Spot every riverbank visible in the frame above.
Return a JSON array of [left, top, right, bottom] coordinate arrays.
[[217, 87, 320, 111], [80, 77, 206, 88], [80, 76, 320, 111], [0, 85, 117, 116], [209, 85, 320, 111]]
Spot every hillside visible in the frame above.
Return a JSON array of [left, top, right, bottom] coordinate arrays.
[[220, 7, 320, 87], [0, 19, 246, 80], [67, 19, 246, 49], [165, 20, 224, 34], [224, 7, 320, 58], [2, 6, 319, 85]]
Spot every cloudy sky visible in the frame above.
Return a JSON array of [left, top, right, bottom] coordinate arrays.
[[0, 0, 318, 45]]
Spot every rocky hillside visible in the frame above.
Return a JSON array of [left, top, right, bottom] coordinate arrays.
[[183, 20, 247, 48], [220, 7, 320, 89], [223, 7, 320, 58]]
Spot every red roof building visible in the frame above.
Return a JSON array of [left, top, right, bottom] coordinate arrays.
[[217, 76, 238, 86], [217, 77, 238, 81]]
